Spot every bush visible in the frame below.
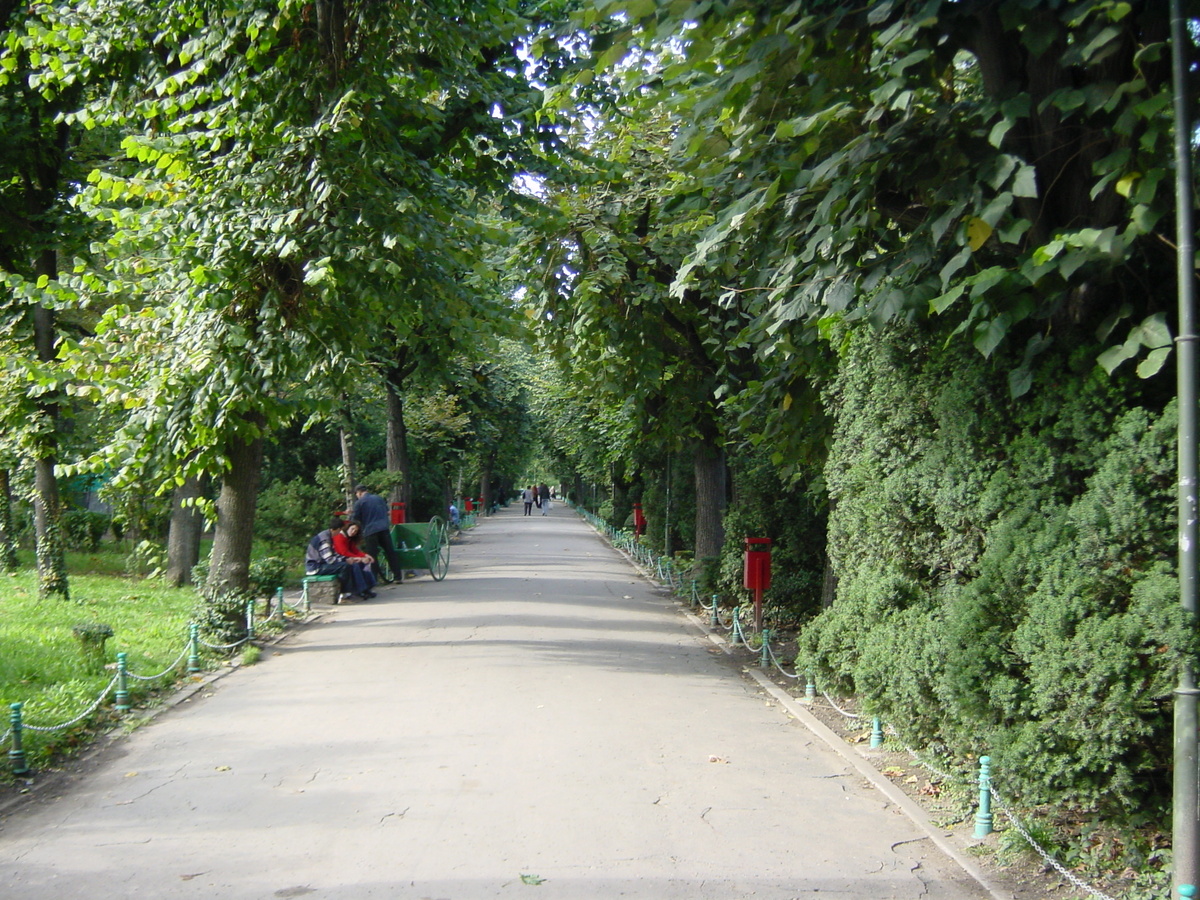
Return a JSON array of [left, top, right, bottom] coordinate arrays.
[[255, 471, 342, 553], [193, 589, 254, 646], [248, 557, 286, 599], [798, 323, 1187, 815], [61, 509, 111, 552]]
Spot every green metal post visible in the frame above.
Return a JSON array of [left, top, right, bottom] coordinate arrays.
[[760, 629, 771, 669], [974, 756, 993, 838], [187, 623, 201, 673], [1172, 3, 1200, 895], [730, 608, 743, 646], [9, 702, 28, 776], [805, 673, 816, 701], [710, 595, 719, 628], [870, 717, 884, 749], [274, 586, 284, 619], [114, 652, 130, 712], [245, 599, 255, 637]]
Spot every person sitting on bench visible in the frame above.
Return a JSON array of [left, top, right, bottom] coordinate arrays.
[[305, 517, 371, 602]]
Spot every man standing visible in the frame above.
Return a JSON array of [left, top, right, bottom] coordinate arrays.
[[538, 483, 551, 516], [352, 484, 403, 583]]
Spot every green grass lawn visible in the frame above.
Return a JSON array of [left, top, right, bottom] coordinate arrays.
[[0, 542, 291, 776]]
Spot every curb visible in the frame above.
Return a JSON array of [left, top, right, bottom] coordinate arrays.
[[0, 608, 327, 821], [581, 514, 1013, 898], [675, 603, 1015, 900]]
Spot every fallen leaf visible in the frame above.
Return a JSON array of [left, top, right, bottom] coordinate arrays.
[[708, 755, 729, 764], [215, 765, 231, 772], [520, 873, 546, 885]]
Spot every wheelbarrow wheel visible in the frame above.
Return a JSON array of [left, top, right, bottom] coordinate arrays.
[[425, 516, 450, 581]]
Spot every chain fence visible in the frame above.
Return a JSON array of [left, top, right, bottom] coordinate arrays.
[[573, 500, 1133, 900], [0, 592, 317, 769]]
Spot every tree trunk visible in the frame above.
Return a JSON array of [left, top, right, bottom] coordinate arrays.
[[479, 468, 491, 515], [820, 498, 837, 608], [207, 424, 265, 596], [165, 476, 205, 586], [31, 249, 68, 599], [0, 469, 17, 571], [33, 457, 68, 599], [821, 556, 837, 609], [340, 414, 357, 512], [693, 436, 727, 561], [385, 380, 411, 509]]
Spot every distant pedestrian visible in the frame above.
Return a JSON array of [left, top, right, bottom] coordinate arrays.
[[538, 483, 550, 515], [352, 484, 403, 583], [522, 486, 534, 516]]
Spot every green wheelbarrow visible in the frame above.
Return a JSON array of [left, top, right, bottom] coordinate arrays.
[[380, 516, 450, 581]]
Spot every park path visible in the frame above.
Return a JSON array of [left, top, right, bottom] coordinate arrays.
[[0, 503, 992, 899]]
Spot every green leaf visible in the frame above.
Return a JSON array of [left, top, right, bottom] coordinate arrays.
[[1136, 346, 1171, 378]]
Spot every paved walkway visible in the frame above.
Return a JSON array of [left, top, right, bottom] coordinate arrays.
[[0, 504, 993, 899]]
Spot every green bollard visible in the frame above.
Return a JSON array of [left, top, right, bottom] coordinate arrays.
[[114, 652, 130, 712], [1180, 885, 1196, 898], [760, 629, 771, 668], [805, 673, 817, 700], [710, 595, 719, 628], [870, 716, 884, 749], [245, 599, 255, 637], [9, 702, 28, 776], [974, 756, 993, 838], [730, 608, 743, 646], [187, 623, 201, 673], [273, 586, 284, 618]]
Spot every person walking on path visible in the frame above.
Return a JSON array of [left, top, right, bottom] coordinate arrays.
[[538, 483, 550, 515], [352, 484, 403, 583], [522, 485, 534, 516]]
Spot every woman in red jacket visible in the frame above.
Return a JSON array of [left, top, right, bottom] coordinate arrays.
[[333, 519, 378, 599]]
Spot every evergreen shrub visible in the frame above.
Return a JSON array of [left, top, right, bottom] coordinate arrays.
[[797, 324, 1193, 815]]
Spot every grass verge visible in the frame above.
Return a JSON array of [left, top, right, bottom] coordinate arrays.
[[1, 549, 205, 776]]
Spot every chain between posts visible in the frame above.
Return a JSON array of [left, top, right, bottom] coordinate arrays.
[[0, 590, 316, 769]]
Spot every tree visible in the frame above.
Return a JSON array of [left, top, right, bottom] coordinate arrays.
[[520, 74, 758, 560], [53, 1, 552, 607]]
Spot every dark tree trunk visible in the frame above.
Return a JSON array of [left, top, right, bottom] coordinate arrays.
[[693, 435, 727, 561], [31, 249, 67, 599], [479, 468, 491, 515], [0, 468, 17, 571], [821, 498, 837, 608], [165, 476, 205, 586], [208, 424, 265, 596], [33, 456, 67, 599], [385, 381, 411, 509], [340, 413, 357, 512]]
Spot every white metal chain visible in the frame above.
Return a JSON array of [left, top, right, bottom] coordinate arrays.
[[22, 674, 121, 733], [127, 644, 191, 681], [988, 786, 1119, 900]]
